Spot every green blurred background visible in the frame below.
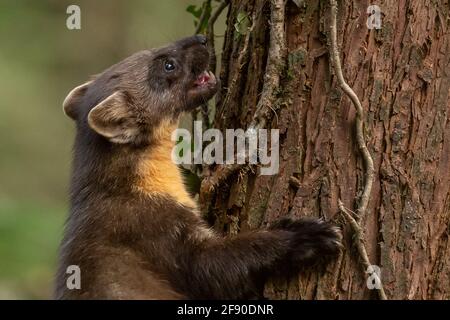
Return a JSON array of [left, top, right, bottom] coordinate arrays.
[[0, 0, 225, 299]]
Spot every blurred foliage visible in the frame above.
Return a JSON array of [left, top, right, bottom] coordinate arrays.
[[0, 0, 225, 299], [186, 1, 212, 33], [0, 200, 64, 299]]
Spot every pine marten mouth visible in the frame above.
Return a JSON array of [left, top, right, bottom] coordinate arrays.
[[186, 70, 218, 107], [193, 70, 216, 87]]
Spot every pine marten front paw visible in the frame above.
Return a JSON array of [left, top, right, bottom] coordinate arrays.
[[270, 217, 342, 268]]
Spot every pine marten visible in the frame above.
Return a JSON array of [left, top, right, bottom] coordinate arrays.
[[56, 35, 341, 299]]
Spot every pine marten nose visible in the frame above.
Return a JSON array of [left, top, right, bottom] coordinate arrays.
[[178, 35, 208, 49], [195, 35, 207, 46]]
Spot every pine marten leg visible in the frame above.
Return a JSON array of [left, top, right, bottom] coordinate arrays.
[[174, 218, 341, 299]]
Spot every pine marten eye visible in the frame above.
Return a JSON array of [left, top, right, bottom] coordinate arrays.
[[164, 59, 176, 72]]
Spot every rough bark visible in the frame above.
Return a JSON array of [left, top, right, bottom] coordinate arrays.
[[200, 0, 450, 299]]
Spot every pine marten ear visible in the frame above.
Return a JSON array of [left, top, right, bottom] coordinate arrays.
[[63, 81, 92, 120], [87, 91, 140, 144]]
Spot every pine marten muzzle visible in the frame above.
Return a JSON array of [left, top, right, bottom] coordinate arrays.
[[56, 35, 342, 299]]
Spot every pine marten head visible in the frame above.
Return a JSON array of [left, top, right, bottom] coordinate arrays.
[[63, 35, 218, 145]]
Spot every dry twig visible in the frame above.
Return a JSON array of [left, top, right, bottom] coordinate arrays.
[[329, 0, 386, 300], [250, 0, 287, 129], [201, 0, 287, 196], [192, 0, 230, 166], [207, 0, 230, 74], [220, 9, 257, 117], [338, 201, 387, 300]]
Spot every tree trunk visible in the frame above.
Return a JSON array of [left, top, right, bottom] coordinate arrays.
[[200, 0, 450, 299]]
